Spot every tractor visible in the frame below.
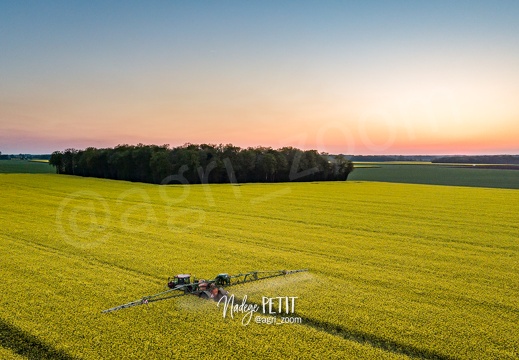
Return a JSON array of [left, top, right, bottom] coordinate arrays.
[[102, 269, 308, 313]]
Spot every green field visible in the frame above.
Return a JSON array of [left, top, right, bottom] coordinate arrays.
[[1, 174, 518, 359], [349, 163, 519, 189], [0, 160, 54, 174], [2, 159, 517, 189]]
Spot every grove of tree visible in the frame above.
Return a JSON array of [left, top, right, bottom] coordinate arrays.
[[49, 144, 353, 184]]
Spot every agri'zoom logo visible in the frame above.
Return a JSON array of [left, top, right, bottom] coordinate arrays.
[[217, 294, 302, 326]]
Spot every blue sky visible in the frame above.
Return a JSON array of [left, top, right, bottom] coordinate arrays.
[[1, 1, 518, 154]]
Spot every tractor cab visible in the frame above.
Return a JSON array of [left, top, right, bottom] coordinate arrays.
[[167, 274, 191, 289], [215, 273, 231, 286]]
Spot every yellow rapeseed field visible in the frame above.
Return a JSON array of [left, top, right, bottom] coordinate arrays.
[[0, 173, 518, 359]]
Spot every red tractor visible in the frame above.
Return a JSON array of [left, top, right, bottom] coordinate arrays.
[[167, 273, 228, 301]]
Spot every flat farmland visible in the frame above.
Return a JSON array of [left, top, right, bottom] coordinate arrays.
[[0, 160, 54, 174], [0, 174, 518, 359], [349, 162, 519, 189]]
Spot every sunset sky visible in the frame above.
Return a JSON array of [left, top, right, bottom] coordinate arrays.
[[1, 1, 518, 155]]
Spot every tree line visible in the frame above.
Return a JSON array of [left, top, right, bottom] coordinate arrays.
[[0, 154, 51, 160], [431, 155, 519, 164], [48, 144, 354, 184]]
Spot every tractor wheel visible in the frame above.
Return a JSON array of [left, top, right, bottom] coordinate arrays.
[[213, 288, 228, 302], [218, 287, 228, 296]]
